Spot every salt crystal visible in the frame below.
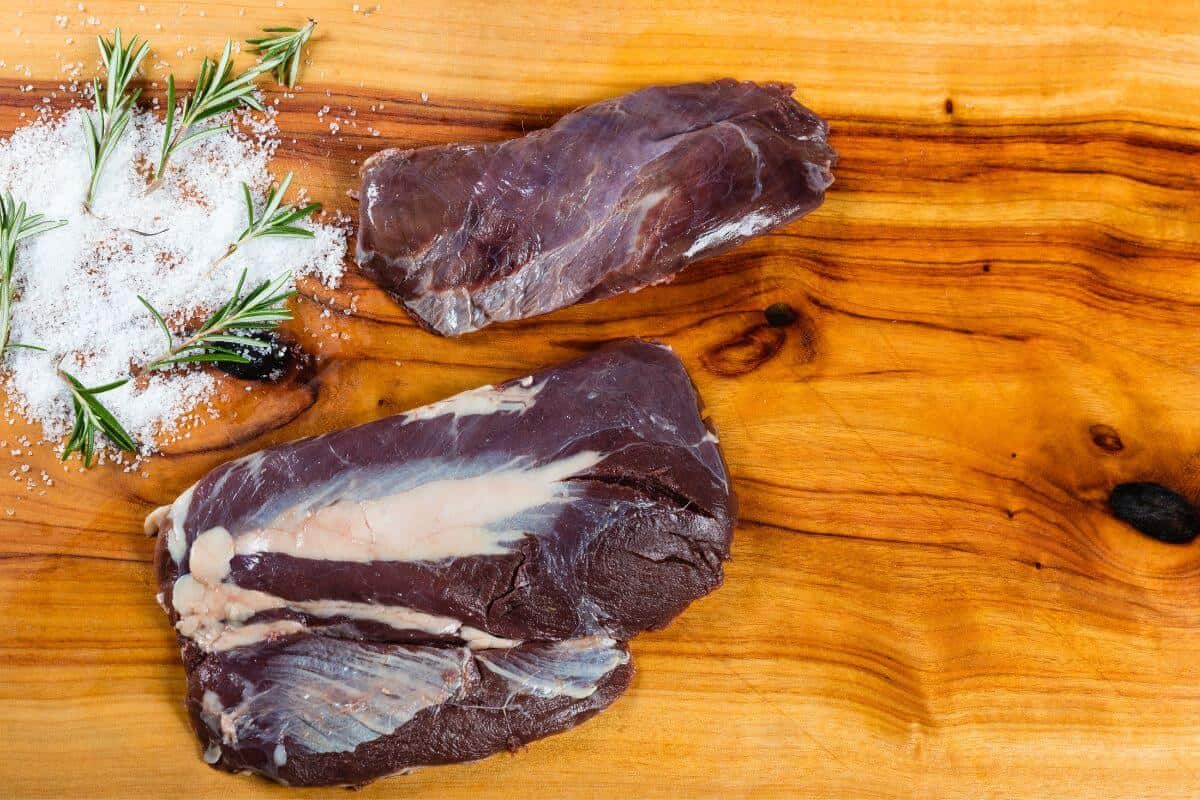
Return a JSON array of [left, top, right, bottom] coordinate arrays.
[[0, 106, 348, 458]]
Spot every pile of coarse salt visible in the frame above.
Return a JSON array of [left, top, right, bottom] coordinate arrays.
[[0, 103, 347, 464]]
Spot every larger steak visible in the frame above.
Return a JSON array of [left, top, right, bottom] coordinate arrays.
[[150, 339, 735, 786], [357, 80, 836, 336]]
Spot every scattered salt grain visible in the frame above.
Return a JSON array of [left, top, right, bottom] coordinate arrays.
[[0, 106, 348, 458]]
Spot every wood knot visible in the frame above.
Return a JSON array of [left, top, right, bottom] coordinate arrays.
[[943, 98, 954, 115], [702, 325, 787, 377], [1089, 424, 1124, 453], [1109, 482, 1199, 544], [702, 306, 817, 377], [764, 302, 798, 327]]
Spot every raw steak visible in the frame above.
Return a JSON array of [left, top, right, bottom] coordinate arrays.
[[357, 79, 836, 336], [150, 339, 735, 786]]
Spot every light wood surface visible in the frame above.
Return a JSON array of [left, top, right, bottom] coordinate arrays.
[[2, 1, 1200, 797]]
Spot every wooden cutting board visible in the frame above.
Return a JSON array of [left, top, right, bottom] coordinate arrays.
[[2, 1, 1200, 797]]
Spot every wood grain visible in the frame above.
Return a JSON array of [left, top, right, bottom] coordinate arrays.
[[2, 1, 1200, 797]]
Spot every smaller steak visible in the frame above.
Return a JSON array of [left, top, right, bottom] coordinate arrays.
[[357, 79, 836, 336]]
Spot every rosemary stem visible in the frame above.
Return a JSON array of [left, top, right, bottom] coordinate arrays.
[[204, 242, 243, 278], [0, 280, 12, 354], [213, 242, 238, 267], [84, 173, 102, 212], [146, 128, 185, 194], [83, 114, 116, 210], [135, 326, 212, 377]]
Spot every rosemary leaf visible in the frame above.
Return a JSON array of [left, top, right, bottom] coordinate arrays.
[[0, 194, 66, 355], [246, 19, 317, 88], [137, 294, 174, 350], [151, 39, 274, 187], [59, 371, 137, 466], [83, 28, 151, 210], [157, 352, 251, 368], [211, 172, 319, 269], [138, 269, 295, 373], [199, 333, 270, 347]]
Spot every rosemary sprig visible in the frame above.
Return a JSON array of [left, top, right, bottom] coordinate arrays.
[[246, 19, 317, 88], [0, 194, 66, 355], [58, 370, 137, 467], [56, 271, 294, 465], [83, 28, 150, 211], [151, 39, 273, 189], [210, 172, 319, 271], [137, 269, 295, 373]]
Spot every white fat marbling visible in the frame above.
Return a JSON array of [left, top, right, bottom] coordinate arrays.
[[162, 483, 197, 565], [234, 450, 601, 564], [170, 444, 601, 652], [175, 528, 522, 653], [459, 626, 522, 651], [200, 638, 469, 757], [144, 504, 169, 536], [188, 526, 234, 584], [400, 380, 543, 424], [198, 620, 308, 652], [477, 636, 628, 699]]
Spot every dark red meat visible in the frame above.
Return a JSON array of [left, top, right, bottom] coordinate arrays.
[[150, 340, 734, 786], [357, 80, 835, 335]]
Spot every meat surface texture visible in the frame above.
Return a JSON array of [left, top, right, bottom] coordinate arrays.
[[357, 79, 836, 336], [150, 339, 735, 787]]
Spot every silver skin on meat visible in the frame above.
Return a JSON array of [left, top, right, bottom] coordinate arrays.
[[150, 339, 735, 786]]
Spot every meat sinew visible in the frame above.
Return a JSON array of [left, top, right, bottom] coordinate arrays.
[[357, 80, 836, 336], [150, 339, 735, 787]]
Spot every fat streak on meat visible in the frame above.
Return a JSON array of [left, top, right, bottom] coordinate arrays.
[[357, 79, 836, 336], [150, 339, 735, 786]]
